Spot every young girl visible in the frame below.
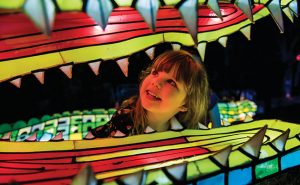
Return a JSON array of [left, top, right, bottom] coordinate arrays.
[[87, 50, 210, 138]]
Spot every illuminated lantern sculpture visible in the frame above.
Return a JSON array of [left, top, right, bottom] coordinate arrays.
[[0, 0, 299, 184]]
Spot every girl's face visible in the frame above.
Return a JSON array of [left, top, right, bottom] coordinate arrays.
[[140, 69, 188, 116]]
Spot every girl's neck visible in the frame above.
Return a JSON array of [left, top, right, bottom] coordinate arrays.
[[146, 112, 171, 132]]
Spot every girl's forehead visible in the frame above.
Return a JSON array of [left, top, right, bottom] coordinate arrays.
[[154, 66, 178, 78]]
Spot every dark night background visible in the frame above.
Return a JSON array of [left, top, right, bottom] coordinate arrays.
[[0, 14, 299, 125]]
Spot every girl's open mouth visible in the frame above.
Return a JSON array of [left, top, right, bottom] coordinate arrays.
[[146, 90, 161, 101]]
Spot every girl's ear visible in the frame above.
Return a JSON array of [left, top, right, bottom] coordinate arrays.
[[179, 105, 188, 112]]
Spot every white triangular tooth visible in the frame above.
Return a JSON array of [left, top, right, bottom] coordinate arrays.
[[71, 164, 97, 185], [165, 163, 186, 181], [120, 170, 144, 185], [197, 42, 207, 62], [113, 130, 126, 137], [172, 43, 181, 51], [178, 0, 198, 44], [240, 25, 251, 41], [0, 132, 12, 141], [240, 125, 267, 158], [267, 0, 284, 33], [116, 58, 129, 77], [84, 131, 96, 140], [23, 0, 55, 35], [136, 0, 160, 31], [170, 117, 184, 130], [10, 77, 22, 88], [145, 47, 155, 60], [244, 114, 253, 122], [88, 61, 101, 76], [51, 131, 64, 141], [207, 0, 223, 19], [59, 64, 73, 79], [271, 129, 290, 152], [33, 71, 45, 84], [235, 0, 253, 23], [144, 126, 156, 133], [198, 122, 209, 129], [218, 36, 228, 48], [289, 0, 298, 17], [86, 0, 114, 30], [25, 132, 37, 142], [212, 145, 232, 167], [283, 7, 294, 22]]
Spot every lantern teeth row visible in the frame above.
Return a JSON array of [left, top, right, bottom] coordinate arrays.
[[22, 0, 298, 43], [0, 125, 292, 184]]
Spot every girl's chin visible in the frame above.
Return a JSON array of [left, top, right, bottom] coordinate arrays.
[[141, 99, 159, 112]]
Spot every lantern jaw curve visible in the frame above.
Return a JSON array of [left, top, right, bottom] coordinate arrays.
[[0, 119, 299, 184], [0, 0, 294, 82]]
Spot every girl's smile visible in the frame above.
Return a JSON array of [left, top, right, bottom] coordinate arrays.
[[145, 90, 161, 101]]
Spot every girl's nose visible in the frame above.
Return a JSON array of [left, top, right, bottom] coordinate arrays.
[[153, 79, 162, 89]]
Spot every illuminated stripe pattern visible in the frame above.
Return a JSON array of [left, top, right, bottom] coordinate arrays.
[[0, 4, 268, 82], [0, 120, 299, 184]]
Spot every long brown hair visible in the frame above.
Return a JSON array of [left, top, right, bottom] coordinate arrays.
[[124, 50, 210, 134]]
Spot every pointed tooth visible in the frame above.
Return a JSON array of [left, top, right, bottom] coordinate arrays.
[[84, 131, 96, 140], [59, 63, 73, 79], [120, 170, 145, 185], [244, 114, 253, 122], [240, 25, 251, 41], [113, 130, 126, 137], [267, 0, 284, 33], [172, 43, 181, 51], [51, 131, 64, 141], [23, 0, 55, 35], [240, 125, 267, 158], [289, 0, 298, 17], [32, 70, 45, 84], [116, 58, 129, 77], [178, 0, 198, 45], [218, 36, 228, 48], [88, 61, 101, 76], [211, 145, 232, 167], [283, 7, 294, 23], [207, 0, 222, 19], [235, 0, 253, 22], [165, 162, 187, 181], [0, 132, 12, 141], [197, 42, 207, 62], [136, 0, 160, 32], [71, 164, 97, 185], [86, 0, 114, 30], [10, 77, 22, 88], [145, 47, 155, 60], [144, 126, 156, 133], [271, 129, 290, 152], [25, 132, 38, 142]]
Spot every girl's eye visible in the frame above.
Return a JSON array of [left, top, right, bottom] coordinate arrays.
[[151, 70, 158, 76], [167, 79, 177, 87]]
